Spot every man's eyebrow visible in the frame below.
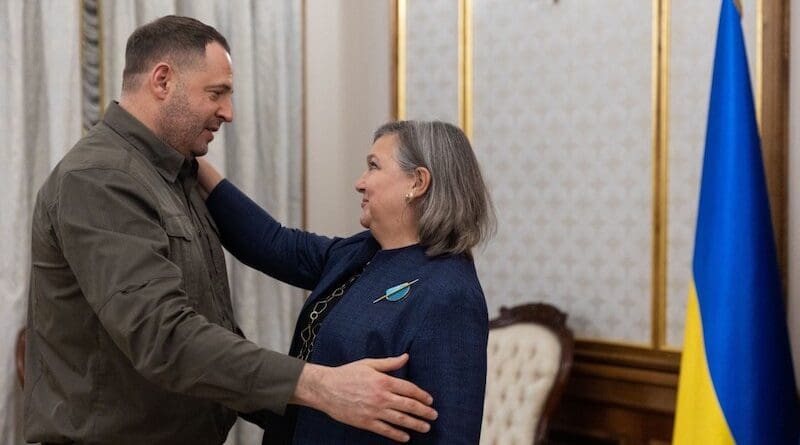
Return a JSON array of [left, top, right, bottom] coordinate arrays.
[[207, 84, 233, 93]]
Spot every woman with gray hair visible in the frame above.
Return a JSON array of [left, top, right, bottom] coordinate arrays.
[[198, 120, 495, 444]]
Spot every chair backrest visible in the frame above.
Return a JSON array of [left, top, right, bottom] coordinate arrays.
[[480, 303, 574, 445]]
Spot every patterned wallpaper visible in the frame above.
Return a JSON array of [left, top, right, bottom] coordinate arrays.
[[401, 0, 760, 346], [469, 0, 653, 343], [405, 0, 459, 123]]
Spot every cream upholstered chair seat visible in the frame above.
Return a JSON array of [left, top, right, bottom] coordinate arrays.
[[480, 303, 573, 445]]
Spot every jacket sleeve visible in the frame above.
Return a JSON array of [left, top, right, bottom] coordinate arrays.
[[206, 179, 335, 290], [407, 285, 489, 444], [54, 168, 304, 415]]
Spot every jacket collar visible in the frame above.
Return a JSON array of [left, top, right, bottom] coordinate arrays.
[[103, 101, 186, 183]]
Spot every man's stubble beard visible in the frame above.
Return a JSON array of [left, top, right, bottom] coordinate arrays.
[[158, 88, 204, 158]]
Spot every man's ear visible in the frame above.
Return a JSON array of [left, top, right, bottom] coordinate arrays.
[[413, 167, 431, 197], [149, 63, 173, 99]]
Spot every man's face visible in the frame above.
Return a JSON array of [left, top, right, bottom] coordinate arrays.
[[158, 42, 233, 158]]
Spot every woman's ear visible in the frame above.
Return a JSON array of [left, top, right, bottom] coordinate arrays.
[[413, 167, 431, 197]]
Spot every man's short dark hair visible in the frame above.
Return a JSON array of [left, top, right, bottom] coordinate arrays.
[[122, 15, 230, 93]]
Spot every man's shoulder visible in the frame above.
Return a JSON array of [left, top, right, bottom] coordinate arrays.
[[57, 123, 134, 174], [47, 122, 167, 188], [38, 124, 159, 207]]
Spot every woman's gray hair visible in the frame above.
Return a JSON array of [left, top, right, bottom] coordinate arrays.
[[373, 120, 496, 258]]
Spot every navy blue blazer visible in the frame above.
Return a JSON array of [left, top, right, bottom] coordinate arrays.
[[207, 180, 488, 444]]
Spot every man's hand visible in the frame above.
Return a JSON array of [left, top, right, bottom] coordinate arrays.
[[291, 353, 437, 442]]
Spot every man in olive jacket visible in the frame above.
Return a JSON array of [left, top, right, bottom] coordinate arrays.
[[24, 16, 435, 445]]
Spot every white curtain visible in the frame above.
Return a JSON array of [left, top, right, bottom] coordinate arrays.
[[0, 0, 82, 443], [1, 1, 304, 444]]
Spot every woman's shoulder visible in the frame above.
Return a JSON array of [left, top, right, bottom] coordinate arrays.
[[419, 254, 486, 307], [424, 253, 480, 283], [327, 230, 374, 251], [323, 230, 377, 261], [407, 254, 488, 341]]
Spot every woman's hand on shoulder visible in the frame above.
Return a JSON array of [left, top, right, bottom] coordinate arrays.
[[197, 158, 224, 199]]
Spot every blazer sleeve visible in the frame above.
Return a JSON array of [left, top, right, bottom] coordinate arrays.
[[407, 285, 489, 444], [206, 179, 335, 290]]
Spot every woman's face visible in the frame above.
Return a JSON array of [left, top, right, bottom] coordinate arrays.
[[355, 134, 416, 233]]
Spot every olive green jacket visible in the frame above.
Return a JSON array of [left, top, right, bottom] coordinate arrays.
[[24, 102, 304, 445]]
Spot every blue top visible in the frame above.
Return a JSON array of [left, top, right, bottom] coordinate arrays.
[[207, 179, 489, 444]]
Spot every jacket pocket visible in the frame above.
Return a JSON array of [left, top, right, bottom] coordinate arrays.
[[163, 215, 194, 241], [162, 215, 202, 308]]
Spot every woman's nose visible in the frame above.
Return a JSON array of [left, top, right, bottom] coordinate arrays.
[[354, 173, 366, 192]]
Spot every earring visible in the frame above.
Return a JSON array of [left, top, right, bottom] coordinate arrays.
[[405, 192, 414, 201]]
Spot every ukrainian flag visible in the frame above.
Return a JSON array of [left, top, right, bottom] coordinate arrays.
[[672, 1, 800, 444]]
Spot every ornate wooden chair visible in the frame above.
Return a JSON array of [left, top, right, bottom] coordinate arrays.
[[480, 303, 574, 445]]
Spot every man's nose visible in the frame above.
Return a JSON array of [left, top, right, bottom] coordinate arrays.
[[218, 97, 233, 123]]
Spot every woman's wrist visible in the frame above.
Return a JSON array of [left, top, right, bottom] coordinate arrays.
[[197, 158, 224, 197]]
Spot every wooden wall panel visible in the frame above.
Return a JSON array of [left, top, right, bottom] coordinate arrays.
[[549, 342, 679, 445]]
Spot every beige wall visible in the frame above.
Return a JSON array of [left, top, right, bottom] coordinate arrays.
[[304, 0, 393, 237]]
